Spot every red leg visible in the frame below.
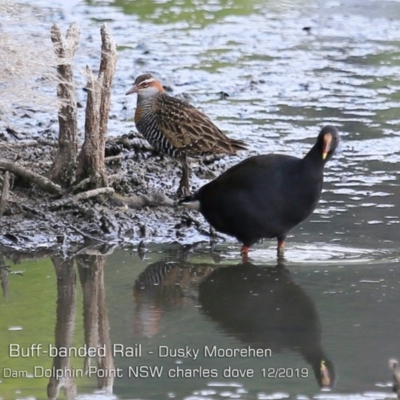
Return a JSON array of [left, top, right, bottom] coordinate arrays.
[[277, 236, 286, 259], [240, 245, 250, 263], [240, 245, 250, 254]]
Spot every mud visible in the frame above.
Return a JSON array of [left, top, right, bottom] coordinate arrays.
[[3, 0, 400, 259], [0, 117, 247, 253]]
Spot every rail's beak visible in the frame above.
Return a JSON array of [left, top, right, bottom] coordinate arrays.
[[126, 85, 138, 95]]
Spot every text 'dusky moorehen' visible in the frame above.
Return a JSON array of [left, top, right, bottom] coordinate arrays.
[[3, 343, 310, 381]]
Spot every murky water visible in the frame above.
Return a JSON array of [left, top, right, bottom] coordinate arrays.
[[2, 0, 400, 398], [1, 245, 400, 399]]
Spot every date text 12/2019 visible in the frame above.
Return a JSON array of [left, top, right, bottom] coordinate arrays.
[[261, 368, 309, 379]]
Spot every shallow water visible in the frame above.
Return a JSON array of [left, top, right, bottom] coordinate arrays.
[[1, 245, 400, 400], [2, 0, 400, 398]]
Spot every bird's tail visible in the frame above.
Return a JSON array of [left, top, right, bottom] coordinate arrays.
[[214, 137, 246, 154], [229, 137, 247, 152], [178, 195, 200, 211]]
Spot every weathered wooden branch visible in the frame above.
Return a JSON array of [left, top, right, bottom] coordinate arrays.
[[107, 171, 126, 183], [98, 24, 117, 169], [68, 171, 126, 194], [76, 69, 104, 186], [0, 138, 57, 149], [109, 192, 174, 209], [48, 22, 80, 186], [48, 187, 114, 210], [69, 225, 110, 244], [68, 177, 91, 193], [0, 171, 10, 218], [105, 155, 122, 163], [0, 160, 63, 195], [76, 23, 117, 189]]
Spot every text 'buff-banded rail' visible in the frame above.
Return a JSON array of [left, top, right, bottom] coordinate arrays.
[[126, 73, 247, 196]]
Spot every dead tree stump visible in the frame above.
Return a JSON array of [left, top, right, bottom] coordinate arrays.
[[48, 23, 80, 187], [77, 255, 115, 392], [76, 24, 118, 189], [0, 171, 10, 218], [48, 257, 77, 400]]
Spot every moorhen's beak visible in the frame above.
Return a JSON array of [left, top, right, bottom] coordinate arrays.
[[320, 360, 331, 387], [322, 133, 333, 160], [389, 358, 400, 395], [126, 85, 139, 95]]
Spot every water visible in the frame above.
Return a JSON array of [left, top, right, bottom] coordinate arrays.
[[1, 245, 400, 399], [2, 0, 400, 398]]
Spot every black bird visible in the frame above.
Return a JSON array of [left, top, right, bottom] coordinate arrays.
[[180, 125, 339, 258], [198, 262, 336, 389]]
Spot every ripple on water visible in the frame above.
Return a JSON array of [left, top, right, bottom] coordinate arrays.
[[75, 393, 118, 400], [314, 391, 395, 400], [182, 390, 396, 400], [8, 326, 23, 331], [257, 393, 290, 400], [222, 243, 399, 265]]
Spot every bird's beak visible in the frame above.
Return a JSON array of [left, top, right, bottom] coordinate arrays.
[[126, 85, 138, 95], [320, 360, 331, 387], [322, 133, 333, 160]]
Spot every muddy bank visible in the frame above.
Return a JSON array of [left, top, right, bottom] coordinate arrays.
[[0, 124, 248, 253], [0, 6, 251, 255]]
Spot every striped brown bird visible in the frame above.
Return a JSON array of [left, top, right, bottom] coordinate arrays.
[[125, 73, 246, 196]]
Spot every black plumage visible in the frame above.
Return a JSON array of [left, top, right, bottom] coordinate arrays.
[[198, 262, 336, 388], [181, 125, 340, 258]]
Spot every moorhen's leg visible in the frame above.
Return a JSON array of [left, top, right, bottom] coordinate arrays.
[[178, 155, 190, 197], [277, 235, 286, 259], [240, 245, 250, 263]]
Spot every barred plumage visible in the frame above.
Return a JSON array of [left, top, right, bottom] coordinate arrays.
[[135, 261, 177, 290], [126, 73, 247, 196]]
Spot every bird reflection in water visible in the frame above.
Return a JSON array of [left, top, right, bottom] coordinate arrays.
[[389, 359, 400, 399], [198, 262, 336, 389], [133, 259, 215, 337], [133, 256, 335, 389]]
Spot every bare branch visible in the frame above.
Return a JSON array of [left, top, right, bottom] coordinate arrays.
[[107, 172, 126, 183], [0, 139, 57, 149], [99, 23, 118, 147], [110, 192, 174, 209], [0, 159, 63, 194], [65, 22, 80, 55], [48, 187, 114, 210]]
